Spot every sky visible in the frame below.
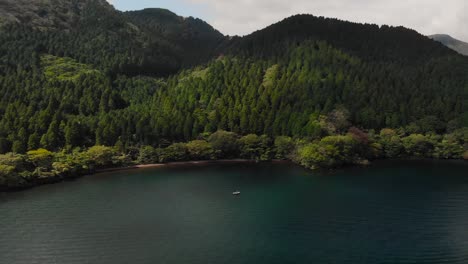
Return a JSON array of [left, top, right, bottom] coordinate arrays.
[[107, 0, 467, 41]]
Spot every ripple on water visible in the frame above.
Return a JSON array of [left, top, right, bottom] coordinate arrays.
[[1, 160, 468, 264]]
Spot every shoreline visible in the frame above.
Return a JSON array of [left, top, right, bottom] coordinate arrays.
[[2, 158, 465, 193], [96, 159, 290, 174], [0, 159, 290, 192]]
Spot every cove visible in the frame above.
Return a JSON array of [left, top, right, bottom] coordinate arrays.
[[1, 160, 468, 264]]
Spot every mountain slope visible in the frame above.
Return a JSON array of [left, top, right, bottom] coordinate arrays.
[[0, 2, 467, 153], [0, 0, 224, 76], [124, 8, 226, 68], [0, 0, 113, 29], [227, 15, 458, 63], [429, 34, 468, 56]]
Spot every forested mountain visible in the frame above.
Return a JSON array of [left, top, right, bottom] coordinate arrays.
[[124, 8, 225, 69], [429, 34, 468, 56], [227, 15, 457, 63], [0, 0, 467, 155], [0, 0, 224, 76], [0, 0, 112, 29]]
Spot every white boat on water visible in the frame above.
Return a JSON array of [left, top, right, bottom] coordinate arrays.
[[232, 191, 241, 195]]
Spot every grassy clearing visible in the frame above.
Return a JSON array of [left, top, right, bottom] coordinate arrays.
[[41, 55, 100, 81]]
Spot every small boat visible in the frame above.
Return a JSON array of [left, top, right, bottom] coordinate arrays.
[[232, 191, 241, 195]]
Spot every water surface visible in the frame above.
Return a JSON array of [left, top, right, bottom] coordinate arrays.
[[1, 160, 468, 264]]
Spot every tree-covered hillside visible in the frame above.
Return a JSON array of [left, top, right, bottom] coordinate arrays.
[[124, 8, 226, 69], [0, 0, 467, 155], [0, 0, 113, 29], [226, 15, 458, 63], [0, 0, 224, 77], [150, 41, 467, 141]]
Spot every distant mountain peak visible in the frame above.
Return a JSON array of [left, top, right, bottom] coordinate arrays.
[[429, 34, 468, 56], [137, 8, 178, 15]]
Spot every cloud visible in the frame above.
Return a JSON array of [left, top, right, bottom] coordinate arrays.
[[185, 0, 468, 40]]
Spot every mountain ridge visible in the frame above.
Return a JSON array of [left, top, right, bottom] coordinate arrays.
[[0, 0, 225, 76], [227, 14, 458, 64], [124, 8, 226, 69], [429, 34, 468, 56], [0, 0, 113, 29], [0, 0, 466, 155], [1, 0, 461, 63]]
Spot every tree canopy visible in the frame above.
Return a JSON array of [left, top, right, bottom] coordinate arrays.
[[0, 0, 466, 157]]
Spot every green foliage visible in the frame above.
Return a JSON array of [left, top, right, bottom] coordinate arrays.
[[26, 148, 54, 178], [208, 131, 239, 159], [86, 146, 118, 167], [27, 149, 54, 168], [0, 153, 30, 188], [0, 165, 15, 178], [379, 129, 404, 158], [159, 143, 188, 162], [262, 64, 279, 88], [124, 8, 225, 71], [41, 55, 100, 81], [297, 142, 339, 169], [434, 138, 464, 159], [239, 134, 273, 161], [0, 153, 26, 168], [376, 129, 467, 160], [274, 136, 294, 159], [402, 134, 435, 158], [1, 128, 466, 190], [51, 161, 73, 176], [415, 116, 446, 134], [138, 146, 159, 164], [303, 114, 326, 139], [320, 135, 359, 161], [53, 149, 93, 176], [296, 135, 360, 169], [186, 140, 214, 160], [190, 67, 210, 80], [0, 165, 20, 187], [0, 2, 467, 184], [1, 9, 467, 153]]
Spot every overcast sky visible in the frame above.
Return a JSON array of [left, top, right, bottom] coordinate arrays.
[[108, 0, 467, 40]]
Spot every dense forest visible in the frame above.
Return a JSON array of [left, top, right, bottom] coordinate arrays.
[[1, 128, 467, 190], [0, 0, 467, 189]]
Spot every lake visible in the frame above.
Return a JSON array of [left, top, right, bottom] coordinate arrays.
[[1, 160, 468, 264]]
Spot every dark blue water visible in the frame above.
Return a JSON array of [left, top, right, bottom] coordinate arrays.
[[1, 160, 468, 264]]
